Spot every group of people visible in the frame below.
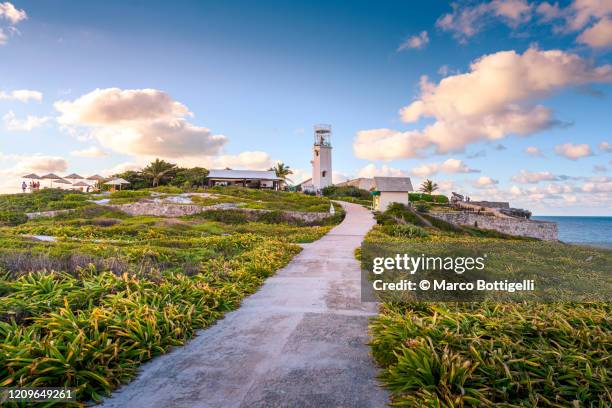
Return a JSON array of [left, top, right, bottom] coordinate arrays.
[[21, 181, 41, 193]]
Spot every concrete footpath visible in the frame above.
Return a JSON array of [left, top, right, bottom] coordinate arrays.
[[101, 202, 389, 408]]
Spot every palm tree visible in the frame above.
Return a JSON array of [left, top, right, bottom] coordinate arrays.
[[270, 162, 294, 183], [419, 179, 439, 194], [141, 159, 177, 187]]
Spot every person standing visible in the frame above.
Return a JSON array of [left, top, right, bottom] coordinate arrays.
[[21, 181, 27, 193]]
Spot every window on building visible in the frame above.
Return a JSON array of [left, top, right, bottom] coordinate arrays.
[[322, 171, 327, 177], [315, 151, 319, 157]]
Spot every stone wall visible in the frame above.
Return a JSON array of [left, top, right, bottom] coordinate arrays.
[[468, 201, 510, 209], [430, 212, 557, 240], [108, 202, 332, 224]]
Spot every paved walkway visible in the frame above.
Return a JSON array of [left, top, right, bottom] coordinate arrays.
[[101, 202, 388, 408]]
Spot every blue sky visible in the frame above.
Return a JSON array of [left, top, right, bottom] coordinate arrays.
[[1, 0, 611, 215]]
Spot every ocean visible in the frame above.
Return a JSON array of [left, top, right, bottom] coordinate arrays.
[[533, 216, 612, 249]]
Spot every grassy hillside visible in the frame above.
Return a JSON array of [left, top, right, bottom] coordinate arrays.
[[0, 188, 340, 403], [365, 204, 611, 406]]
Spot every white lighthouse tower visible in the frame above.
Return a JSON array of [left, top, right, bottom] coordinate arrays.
[[311, 124, 332, 192]]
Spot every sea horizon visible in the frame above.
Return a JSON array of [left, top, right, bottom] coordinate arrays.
[[533, 216, 612, 249]]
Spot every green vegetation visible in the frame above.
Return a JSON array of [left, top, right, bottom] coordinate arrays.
[[322, 185, 372, 207], [210, 186, 341, 213], [408, 192, 449, 204], [0, 187, 339, 403], [371, 302, 610, 406], [367, 205, 611, 406]]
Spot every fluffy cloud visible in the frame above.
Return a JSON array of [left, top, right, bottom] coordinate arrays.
[[70, 146, 109, 158], [357, 163, 406, 178], [355, 48, 612, 161], [398, 31, 429, 51], [410, 158, 479, 177], [0, 89, 43, 102], [0, 2, 26, 24], [0, 2, 26, 45], [472, 176, 499, 188], [512, 169, 559, 183], [437, 0, 532, 42], [554, 143, 593, 160], [3, 111, 50, 131], [205, 151, 273, 170], [353, 128, 429, 161], [55, 88, 227, 159], [525, 146, 544, 156], [577, 17, 612, 48], [0, 153, 69, 193], [599, 141, 612, 152]]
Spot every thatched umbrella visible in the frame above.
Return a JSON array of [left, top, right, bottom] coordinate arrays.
[[41, 173, 63, 188], [86, 174, 105, 191], [54, 178, 72, 189], [64, 173, 84, 180], [72, 181, 90, 192], [22, 173, 40, 180]]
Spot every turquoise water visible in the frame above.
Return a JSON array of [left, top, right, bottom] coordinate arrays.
[[533, 216, 612, 248]]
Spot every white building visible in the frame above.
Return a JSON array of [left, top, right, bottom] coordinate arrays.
[[301, 125, 333, 194], [372, 177, 413, 211], [207, 169, 282, 189]]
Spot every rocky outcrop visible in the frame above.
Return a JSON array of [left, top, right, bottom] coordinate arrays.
[[107, 202, 238, 217], [26, 209, 75, 219], [429, 212, 558, 240]]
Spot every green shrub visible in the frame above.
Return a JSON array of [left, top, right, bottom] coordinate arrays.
[[376, 203, 427, 227], [381, 224, 428, 238], [0, 211, 28, 226], [415, 203, 430, 213], [371, 302, 611, 406], [409, 193, 432, 202], [322, 185, 370, 200], [109, 190, 150, 199], [146, 186, 183, 194], [433, 195, 448, 204], [198, 209, 250, 224]]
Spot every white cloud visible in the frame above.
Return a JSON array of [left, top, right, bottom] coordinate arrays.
[[332, 171, 351, 184], [0, 89, 43, 102], [0, 2, 26, 45], [554, 143, 593, 160], [512, 169, 559, 183], [55, 88, 227, 159], [0, 2, 26, 24], [472, 176, 499, 188], [0, 153, 69, 193], [101, 162, 143, 177], [578, 17, 612, 48], [398, 31, 429, 51], [436, 0, 532, 42], [525, 146, 544, 156], [438, 1, 611, 49], [3, 111, 50, 131], [357, 163, 406, 178], [353, 128, 429, 161], [70, 146, 109, 158], [599, 141, 612, 152], [355, 47, 612, 161], [410, 158, 479, 177], [206, 151, 273, 170]]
